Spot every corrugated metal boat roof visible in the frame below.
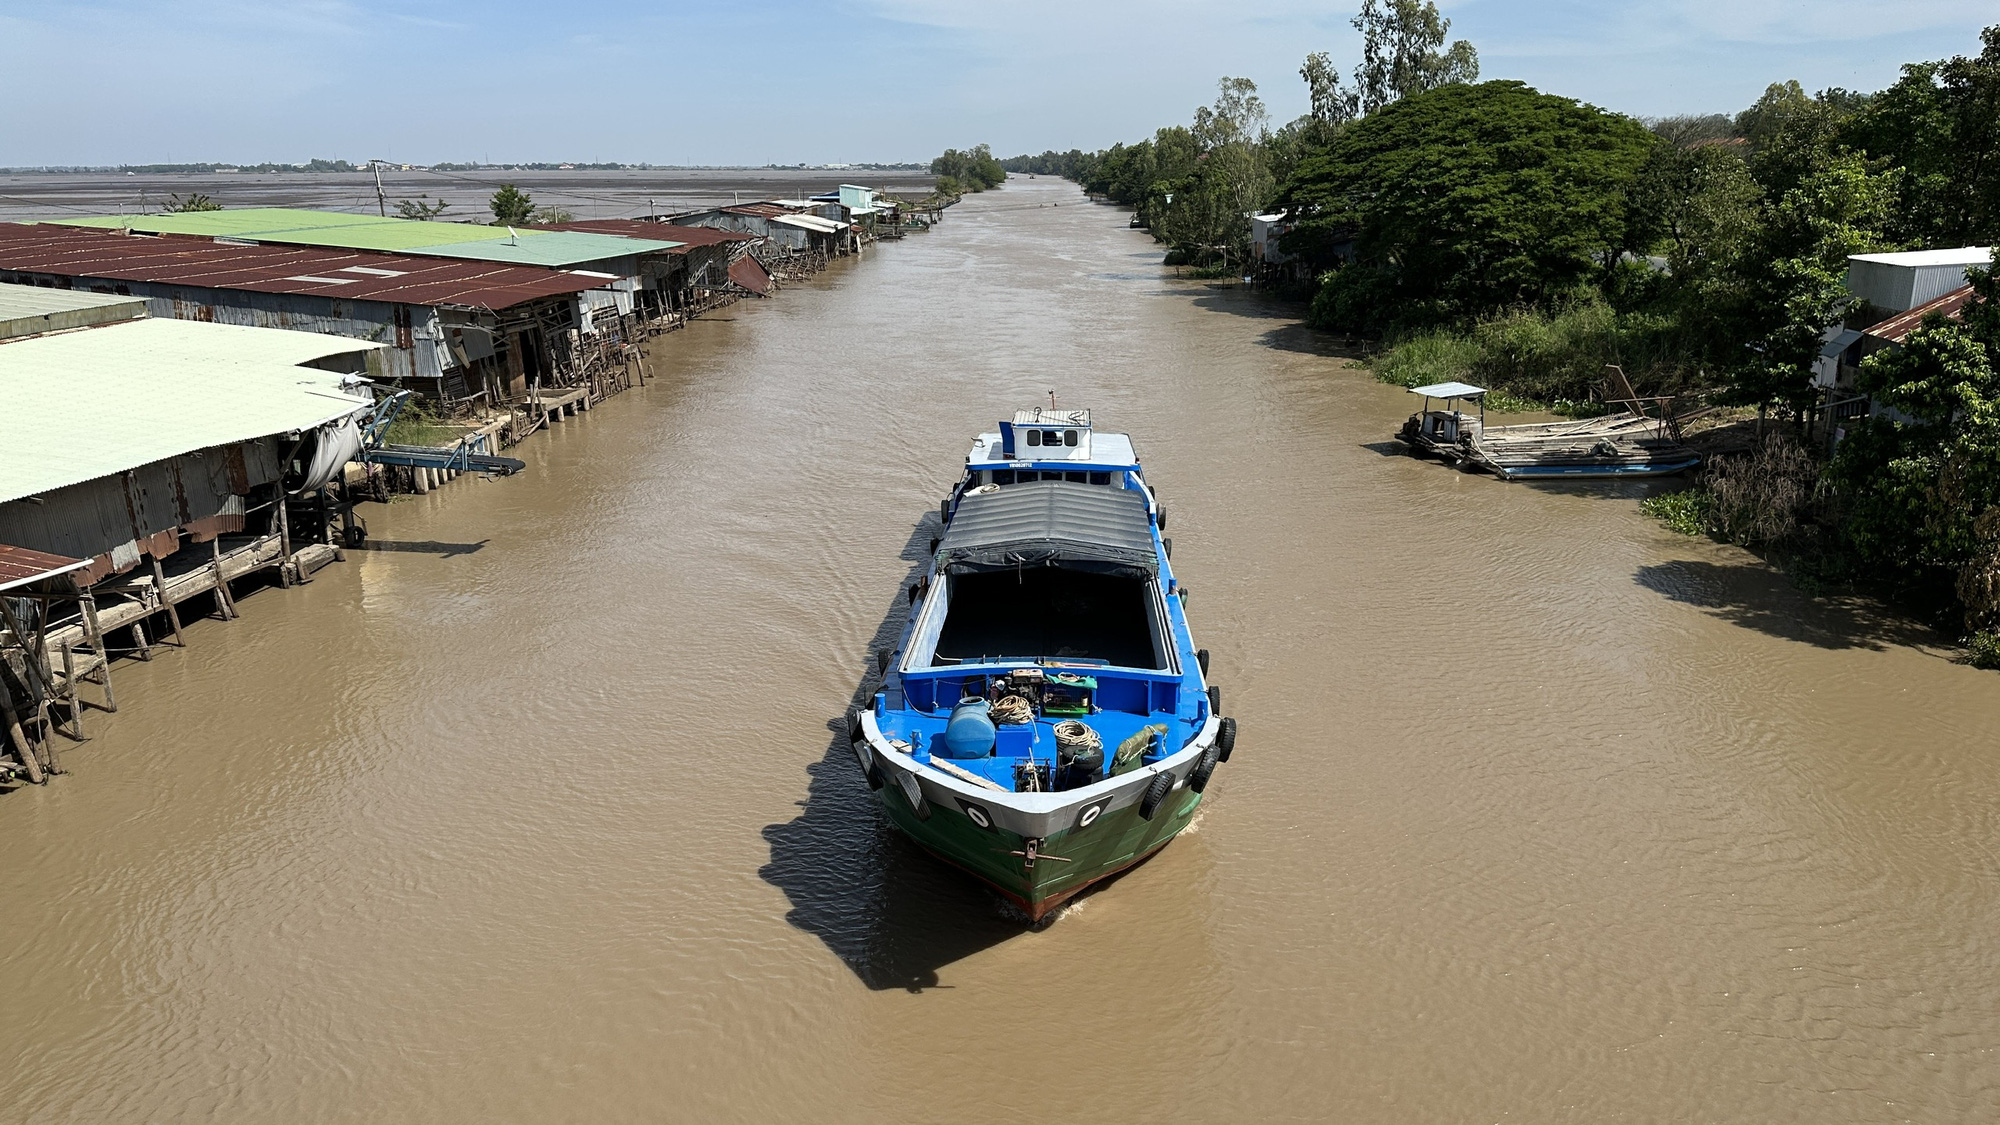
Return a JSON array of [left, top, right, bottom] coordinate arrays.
[[0, 282, 148, 339], [0, 224, 617, 310], [0, 318, 378, 503], [938, 480, 1157, 578]]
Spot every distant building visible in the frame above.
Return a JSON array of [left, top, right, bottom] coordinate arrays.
[[0, 222, 622, 403], [1847, 247, 1994, 319]]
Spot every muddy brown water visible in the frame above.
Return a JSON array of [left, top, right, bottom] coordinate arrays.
[[5, 178, 2000, 1123]]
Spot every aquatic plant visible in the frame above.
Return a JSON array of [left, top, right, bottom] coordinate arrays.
[[1640, 489, 1715, 536]]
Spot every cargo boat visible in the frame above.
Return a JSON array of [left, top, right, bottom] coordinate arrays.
[[846, 409, 1235, 922]]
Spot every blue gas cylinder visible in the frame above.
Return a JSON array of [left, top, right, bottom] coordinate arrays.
[[942, 697, 997, 759]]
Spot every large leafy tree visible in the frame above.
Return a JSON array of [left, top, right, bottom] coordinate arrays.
[[1349, 0, 1478, 115], [1846, 25, 2000, 245], [1280, 80, 1652, 331], [1728, 154, 1897, 412]]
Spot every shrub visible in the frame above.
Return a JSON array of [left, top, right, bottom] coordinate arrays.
[[1706, 435, 1829, 550], [1968, 629, 2000, 669]]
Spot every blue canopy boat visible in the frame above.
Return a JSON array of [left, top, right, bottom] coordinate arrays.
[[846, 409, 1235, 922]]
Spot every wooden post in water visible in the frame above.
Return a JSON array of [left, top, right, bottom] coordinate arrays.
[[275, 497, 294, 587], [80, 591, 116, 713], [148, 555, 186, 647], [1, 701, 41, 784], [210, 539, 238, 620], [60, 642, 80, 740]]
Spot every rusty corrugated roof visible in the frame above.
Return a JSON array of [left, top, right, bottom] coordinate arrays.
[[532, 220, 754, 249], [0, 223, 614, 311], [1865, 284, 1977, 345], [0, 543, 89, 592]]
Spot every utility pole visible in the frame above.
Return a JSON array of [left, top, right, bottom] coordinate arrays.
[[368, 158, 388, 217]]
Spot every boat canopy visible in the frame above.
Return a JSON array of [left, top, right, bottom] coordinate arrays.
[[938, 480, 1157, 579], [1409, 381, 1487, 399]]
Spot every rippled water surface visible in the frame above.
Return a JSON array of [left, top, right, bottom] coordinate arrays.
[[5, 179, 2000, 1123]]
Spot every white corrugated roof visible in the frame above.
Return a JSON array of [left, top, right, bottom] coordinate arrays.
[[1409, 381, 1487, 399], [0, 283, 149, 340], [772, 214, 844, 234], [1849, 247, 1994, 268], [0, 318, 379, 503]]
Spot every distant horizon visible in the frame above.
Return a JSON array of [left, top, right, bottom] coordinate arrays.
[[2, 2, 1992, 167]]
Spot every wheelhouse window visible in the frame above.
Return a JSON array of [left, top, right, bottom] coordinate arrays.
[[1025, 430, 1041, 447], [1063, 430, 1079, 447]]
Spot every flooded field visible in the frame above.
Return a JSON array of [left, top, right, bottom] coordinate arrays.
[[4, 177, 1999, 1123], [0, 168, 934, 223]]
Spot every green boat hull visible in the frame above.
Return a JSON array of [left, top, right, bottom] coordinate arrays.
[[874, 778, 1203, 921]]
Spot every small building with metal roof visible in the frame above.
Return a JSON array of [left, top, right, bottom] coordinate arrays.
[[0, 284, 148, 338], [0, 303, 379, 583], [0, 222, 632, 403]]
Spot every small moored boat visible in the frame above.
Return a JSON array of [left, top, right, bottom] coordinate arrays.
[[1396, 380, 1701, 480], [846, 409, 1234, 922]]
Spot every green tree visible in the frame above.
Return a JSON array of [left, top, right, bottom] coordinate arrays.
[[1350, 0, 1479, 115], [489, 183, 534, 225], [163, 192, 221, 212], [1846, 25, 2000, 244], [1728, 154, 1897, 412], [395, 196, 449, 219], [1280, 80, 1653, 332], [1832, 258, 2000, 600]]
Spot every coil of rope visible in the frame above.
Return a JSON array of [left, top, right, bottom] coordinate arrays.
[[1053, 720, 1101, 759], [990, 694, 1034, 725]]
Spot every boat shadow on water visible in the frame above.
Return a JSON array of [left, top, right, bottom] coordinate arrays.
[[758, 515, 1076, 992]]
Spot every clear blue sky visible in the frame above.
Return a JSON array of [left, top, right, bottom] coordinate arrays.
[[1, 0, 1992, 166]]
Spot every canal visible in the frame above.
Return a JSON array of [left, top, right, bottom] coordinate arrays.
[[4, 177, 1999, 1123]]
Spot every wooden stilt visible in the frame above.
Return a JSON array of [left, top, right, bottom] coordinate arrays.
[[149, 555, 186, 647], [132, 620, 152, 661], [61, 642, 81, 740], [275, 498, 295, 587], [210, 539, 238, 620], [80, 591, 116, 713], [1, 702, 41, 785]]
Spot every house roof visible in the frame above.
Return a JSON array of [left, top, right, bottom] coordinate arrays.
[[530, 220, 755, 249], [53, 208, 682, 268], [0, 543, 90, 593], [1864, 284, 1978, 345], [0, 223, 617, 310], [1849, 247, 1995, 268], [0, 282, 148, 339], [0, 317, 378, 503]]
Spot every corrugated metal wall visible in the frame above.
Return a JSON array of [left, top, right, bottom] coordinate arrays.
[[0, 271, 440, 381], [0, 440, 282, 579]]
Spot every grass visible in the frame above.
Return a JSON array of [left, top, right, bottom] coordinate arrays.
[[1640, 488, 1715, 537], [383, 398, 464, 447]]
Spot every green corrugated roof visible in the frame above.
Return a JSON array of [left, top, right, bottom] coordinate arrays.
[[58, 208, 388, 237], [53, 208, 681, 267], [0, 318, 380, 503]]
